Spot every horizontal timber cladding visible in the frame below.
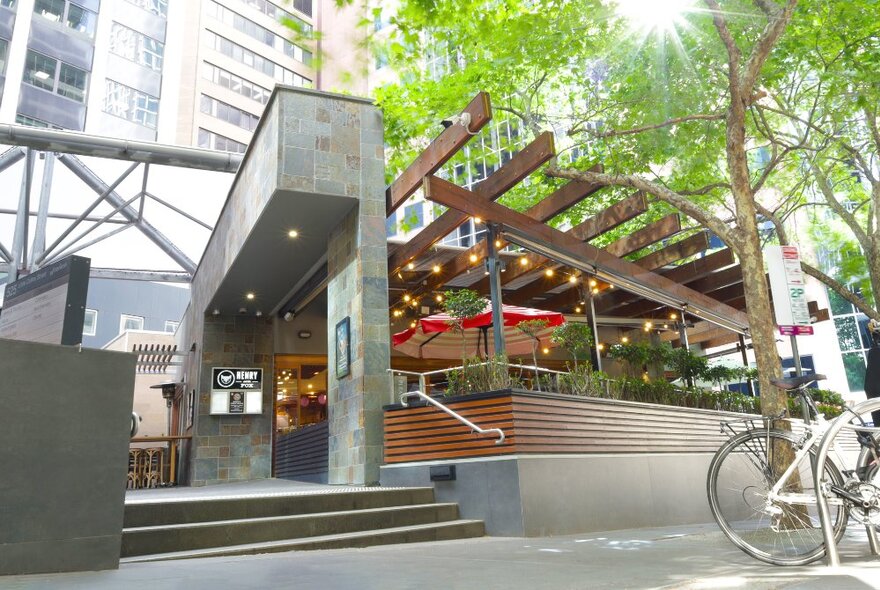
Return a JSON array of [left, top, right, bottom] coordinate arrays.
[[382, 389, 767, 463], [275, 421, 329, 479]]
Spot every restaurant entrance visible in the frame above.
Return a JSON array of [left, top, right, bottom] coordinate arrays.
[[272, 354, 330, 482]]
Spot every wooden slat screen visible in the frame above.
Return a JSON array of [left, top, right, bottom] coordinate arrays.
[[275, 421, 329, 479], [382, 390, 787, 463]]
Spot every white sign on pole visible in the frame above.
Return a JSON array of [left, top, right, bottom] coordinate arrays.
[[765, 245, 813, 336]]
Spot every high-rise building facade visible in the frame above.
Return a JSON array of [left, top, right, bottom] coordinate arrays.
[[0, 0, 369, 147]]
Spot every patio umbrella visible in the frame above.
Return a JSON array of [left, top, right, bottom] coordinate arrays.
[[392, 303, 565, 359]]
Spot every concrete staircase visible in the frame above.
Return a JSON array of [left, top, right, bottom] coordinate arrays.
[[121, 487, 484, 562]]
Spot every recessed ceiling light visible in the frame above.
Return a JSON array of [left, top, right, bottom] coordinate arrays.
[[288, 229, 298, 238], [246, 292, 255, 300]]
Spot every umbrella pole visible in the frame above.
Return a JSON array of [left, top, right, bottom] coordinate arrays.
[[486, 225, 505, 357]]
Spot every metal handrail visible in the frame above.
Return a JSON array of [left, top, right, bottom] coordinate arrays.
[[814, 398, 880, 566], [399, 390, 505, 445]]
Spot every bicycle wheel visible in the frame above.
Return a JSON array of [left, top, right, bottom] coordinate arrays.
[[707, 428, 847, 566]]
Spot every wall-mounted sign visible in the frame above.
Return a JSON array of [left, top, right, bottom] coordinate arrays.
[[336, 316, 350, 379], [0, 256, 90, 345], [210, 367, 263, 415], [766, 245, 814, 336]]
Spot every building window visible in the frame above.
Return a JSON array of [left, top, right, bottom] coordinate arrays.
[[119, 314, 144, 333], [206, 1, 311, 66], [164, 320, 179, 333], [829, 286, 872, 392], [109, 22, 165, 72], [200, 95, 259, 131], [291, 0, 311, 17], [23, 50, 88, 104], [124, 0, 168, 18], [1, 0, 16, 8], [386, 211, 397, 237], [104, 80, 159, 129], [203, 31, 310, 87], [83, 309, 97, 336], [202, 62, 271, 105], [236, 0, 312, 35], [0, 38, 8, 76], [15, 113, 60, 128], [198, 128, 247, 153], [402, 202, 424, 231], [34, 0, 97, 38]]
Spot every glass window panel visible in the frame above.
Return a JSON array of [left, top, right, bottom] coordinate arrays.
[[82, 309, 97, 336], [109, 23, 164, 72], [125, 0, 168, 18], [842, 351, 867, 392], [23, 50, 57, 92], [120, 314, 144, 333], [0, 38, 8, 75], [34, 0, 64, 23], [858, 314, 873, 349], [66, 3, 97, 37], [57, 62, 87, 102], [835, 316, 861, 351], [828, 288, 854, 316]]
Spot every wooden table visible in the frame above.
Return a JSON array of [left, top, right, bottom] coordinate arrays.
[[130, 435, 192, 485]]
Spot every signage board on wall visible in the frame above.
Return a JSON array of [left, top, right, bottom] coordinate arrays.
[[0, 256, 90, 345], [765, 245, 814, 336], [209, 367, 263, 415]]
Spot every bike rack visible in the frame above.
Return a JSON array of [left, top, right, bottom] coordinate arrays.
[[814, 398, 880, 566]]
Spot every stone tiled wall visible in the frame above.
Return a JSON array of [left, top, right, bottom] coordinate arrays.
[[180, 87, 389, 486], [324, 98, 391, 485], [190, 315, 274, 485]]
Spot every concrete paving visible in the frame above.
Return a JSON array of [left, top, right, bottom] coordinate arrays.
[[3, 522, 880, 589]]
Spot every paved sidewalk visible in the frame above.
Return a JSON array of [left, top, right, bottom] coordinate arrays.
[[3, 523, 880, 590]]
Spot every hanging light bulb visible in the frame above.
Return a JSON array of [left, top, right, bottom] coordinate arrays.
[[407, 262, 415, 270], [568, 276, 578, 284], [403, 294, 411, 302], [410, 321, 417, 328], [435, 294, 443, 302], [495, 240, 502, 248], [575, 306, 582, 313], [519, 257, 528, 266], [597, 343, 605, 352], [469, 253, 478, 263], [474, 216, 482, 224], [433, 264, 441, 273], [589, 279, 598, 288], [545, 268, 555, 277], [669, 312, 678, 320], [542, 347, 550, 354], [621, 336, 629, 344]]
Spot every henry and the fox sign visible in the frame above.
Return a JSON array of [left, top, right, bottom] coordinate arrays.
[[209, 367, 263, 415]]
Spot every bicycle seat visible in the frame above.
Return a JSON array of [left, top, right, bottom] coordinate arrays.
[[770, 374, 826, 390]]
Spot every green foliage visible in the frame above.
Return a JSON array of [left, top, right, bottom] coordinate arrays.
[[607, 341, 671, 378], [666, 347, 709, 385], [515, 319, 550, 390], [442, 288, 486, 366], [785, 388, 847, 419], [550, 322, 593, 369], [444, 355, 514, 397]]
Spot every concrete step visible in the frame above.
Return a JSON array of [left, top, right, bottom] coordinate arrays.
[[122, 503, 462, 556], [120, 519, 487, 563], [124, 487, 437, 527]]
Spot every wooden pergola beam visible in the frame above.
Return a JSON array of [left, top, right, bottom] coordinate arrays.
[[387, 131, 555, 275], [597, 248, 736, 314], [406, 168, 605, 300], [424, 176, 750, 332], [386, 92, 492, 215], [506, 214, 680, 306], [538, 232, 710, 311]]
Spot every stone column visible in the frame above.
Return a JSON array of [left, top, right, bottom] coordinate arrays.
[[324, 100, 391, 485]]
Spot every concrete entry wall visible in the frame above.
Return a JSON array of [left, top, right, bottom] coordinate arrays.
[[0, 339, 135, 575], [181, 87, 389, 486]]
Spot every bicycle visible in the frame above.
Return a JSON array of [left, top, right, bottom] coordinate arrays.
[[707, 373, 880, 566]]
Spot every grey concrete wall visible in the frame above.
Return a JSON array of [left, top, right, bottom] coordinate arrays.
[[274, 294, 328, 355], [324, 96, 391, 485], [0, 339, 136, 575], [380, 453, 717, 537]]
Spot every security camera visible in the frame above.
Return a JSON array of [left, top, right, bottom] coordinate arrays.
[[283, 311, 295, 322], [441, 112, 472, 130]]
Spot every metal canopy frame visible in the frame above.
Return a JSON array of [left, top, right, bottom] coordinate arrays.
[[0, 126, 240, 286]]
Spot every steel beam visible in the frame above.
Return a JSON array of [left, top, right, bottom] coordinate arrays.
[[0, 125, 241, 172], [89, 267, 192, 283], [30, 151, 55, 269], [145, 192, 213, 230], [486, 225, 505, 355], [0, 208, 127, 224], [57, 154, 196, 273], [9, 149, 34, 281]]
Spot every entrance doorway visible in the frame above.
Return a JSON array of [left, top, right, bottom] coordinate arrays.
[[273, 354, 329, 482]]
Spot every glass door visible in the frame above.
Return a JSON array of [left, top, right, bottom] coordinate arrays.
[[274, 355, 328, 435]]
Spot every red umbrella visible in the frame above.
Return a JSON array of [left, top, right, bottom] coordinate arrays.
[[392, 302, 565, 359]]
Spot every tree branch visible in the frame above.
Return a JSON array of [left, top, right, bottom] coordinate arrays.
[[740, 0, 799, 97], [679, 182, 732, 196], [801, 262, 880, 321], [586, 113, 724, 138], [811, 162, 871, 247], [753, 0, 781, 16], [544, 165, 738, 247], [704, 0, 742, 89]]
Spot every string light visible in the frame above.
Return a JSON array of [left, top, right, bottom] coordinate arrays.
[[542, 347, 550, 354], [644, 321, 653, 331], [393, 310, 402, 317], [519, 257, 528, 266], [589, 279, 597, 288], [470, 253, 478, 263], [432, 264, 441, 273], [410, 321, 417, 328], [246, 292, 255, 300], [403, 294, 411, 302], [544, 269, 555, 277], [592, 288, 599, 295], [568, 276, 578, 284], [435, 294, 443, 302], [495, 240, 502, 248], [597, 343, 605, 352], [669, 312, 678, 320], [621, 336, 629, 344], [575, 306, 582, 313], [407, 262, 415, 270], [474, 217, 482, 224], [411, 299, 419, 307]]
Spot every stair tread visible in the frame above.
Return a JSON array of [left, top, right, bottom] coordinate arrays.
[[125, 486, 435, 506], [124, 503, 461, 533], [120, 519, 485, 563]]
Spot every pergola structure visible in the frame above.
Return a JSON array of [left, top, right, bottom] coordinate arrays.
[[383, 92, 756, 357]]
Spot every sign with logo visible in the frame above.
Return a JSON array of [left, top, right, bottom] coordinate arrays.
[[766, 245, 814, 336], [209, 367, 263, 415]]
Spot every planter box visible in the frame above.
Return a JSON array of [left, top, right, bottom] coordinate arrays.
[[383, 388, 755, 464]]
